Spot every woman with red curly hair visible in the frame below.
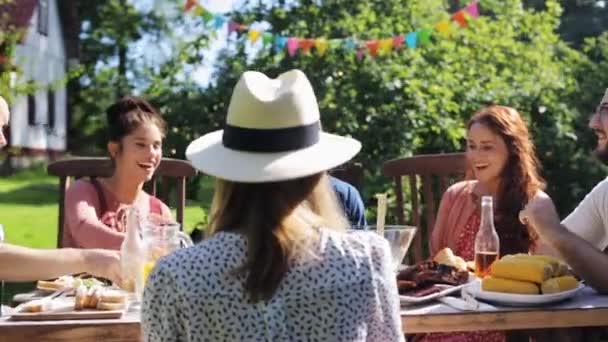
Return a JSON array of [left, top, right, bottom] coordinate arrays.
[[422, 105, 547, 342]]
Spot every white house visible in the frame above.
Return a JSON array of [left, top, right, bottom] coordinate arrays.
[[4, 0, 71, 166]]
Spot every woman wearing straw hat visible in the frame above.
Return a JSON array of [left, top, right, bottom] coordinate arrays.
[[142, 70, 403, 341]]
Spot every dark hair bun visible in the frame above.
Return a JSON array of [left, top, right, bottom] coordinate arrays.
[[105, 96, 166, 142]]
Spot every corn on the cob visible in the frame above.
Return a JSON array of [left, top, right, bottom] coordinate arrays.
[[482, 276, 540, 294], [502, 254, 560, 276], [490, 258, 552, 283], [541, 276, 579, 294]]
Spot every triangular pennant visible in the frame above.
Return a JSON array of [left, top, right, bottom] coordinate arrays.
[[183, 0, 198, 13], [464, 1, 479, 18], [329, 39, 341, 49], [366, 40, 379, 57], [356, 47, 365, 61], [392, 35, 405, 49], [201, 9, 214, 23], [435, 20, 451, 37], [287, 38, 299, 56], [228, 21, 239, 35], [298, 39, 315, 54], [274, 36, 287, 52], [378, 38, 393, 55], [192, 5, 204, 17], [248, 30, 261, 43], [452, 10, 467, 28], [405, 32, 417, 49], [344, 39, 357, 51], [213, 15, 226, 29], [315, 38, 329, 56], [262, 33, 273, 47], [418, 29, 432, 44]]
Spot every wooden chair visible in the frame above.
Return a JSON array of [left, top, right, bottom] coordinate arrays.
[[382, 153, 466, 262], [47, 157, 197, 248], [329, 162, 364, 193]]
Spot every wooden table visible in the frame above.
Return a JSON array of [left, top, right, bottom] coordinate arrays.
[[0, 307, 141, 341], [402, 286, 608, 333]]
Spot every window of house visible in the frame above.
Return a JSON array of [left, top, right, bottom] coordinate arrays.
[[47, 90, 55, 129], [27, 94, 36, 126], [38, 0, 49, 36]]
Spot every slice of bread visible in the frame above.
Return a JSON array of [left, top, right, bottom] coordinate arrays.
[[96, 300, 125, 311], [100, 290, 127, 304]]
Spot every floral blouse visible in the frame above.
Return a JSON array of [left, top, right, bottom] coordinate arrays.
[[142, 229, 404, 342]]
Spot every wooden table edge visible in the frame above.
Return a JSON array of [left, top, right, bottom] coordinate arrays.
[[402, 307, 608, 333]]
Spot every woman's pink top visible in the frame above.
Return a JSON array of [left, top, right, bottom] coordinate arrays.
[[62, 178, 171, 250], [430, 181, 479, 257], [420, 181, 506, 342]]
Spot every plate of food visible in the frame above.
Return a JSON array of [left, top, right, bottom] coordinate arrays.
[[10, 285, 128, 321], [36, 274, 106, 293], [398, 248, 476, 305], [468, 254, 584, 307]]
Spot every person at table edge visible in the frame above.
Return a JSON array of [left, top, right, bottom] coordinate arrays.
[[0, 95, 121, 284]]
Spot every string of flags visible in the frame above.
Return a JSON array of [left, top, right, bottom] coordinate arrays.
[[183, 0, 480, 60]]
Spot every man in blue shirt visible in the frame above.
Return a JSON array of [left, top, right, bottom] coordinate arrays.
[[329, 176, 367, 228]]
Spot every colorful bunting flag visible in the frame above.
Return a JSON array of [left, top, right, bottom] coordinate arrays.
[[185, 1, 480, 58], [405, 32, 417, 49], [464, 1, 479, 18], [228, 21, 239, 35], [366, 40, 379, 57], [274, 36, 287, 52], [392, 35, 404, 49], [329, 39, 341, 50], [299, 39, 315, 54], [248, 30, 261, 43], [378, 38, 393, 55], [344, 39, 356, 51], [418, 29, 432, 44], [213, 15, 226, 29], [435, 20, 451, 37], [315, 38, 329, 56], [356, 47, 365, 61], [192, 5, 204, 17], [287, 38, 299, 56], [452, 11, 467, 28], [183, 0, 198, 13], [262, 32, 274, 47], [201, 9, 214, 23]]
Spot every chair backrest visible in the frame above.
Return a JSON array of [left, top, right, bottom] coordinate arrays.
[[47, 157, 197, 248], [382, 153, 466, 262], [329, 162, 364, 193]]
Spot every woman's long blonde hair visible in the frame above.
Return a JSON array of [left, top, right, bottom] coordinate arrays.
[[208, 172, 349, 303]]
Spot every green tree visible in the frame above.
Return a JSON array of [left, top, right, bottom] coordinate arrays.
[[167, 0, 600, 218]]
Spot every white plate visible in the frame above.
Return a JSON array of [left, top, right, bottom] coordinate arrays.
[[467, 279, 584, 307], [399, 274, 476, 305]]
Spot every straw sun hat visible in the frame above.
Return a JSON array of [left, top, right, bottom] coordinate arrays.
[[186, 69, 361, 183]]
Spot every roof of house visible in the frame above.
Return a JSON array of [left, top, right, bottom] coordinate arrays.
[[0, 0, 79, 59], [0, 0, 37, 32]]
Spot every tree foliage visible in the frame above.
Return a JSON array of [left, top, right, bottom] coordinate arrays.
[[155, 0, 606, 217]]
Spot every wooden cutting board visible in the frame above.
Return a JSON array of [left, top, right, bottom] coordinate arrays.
[[9, 296, 125, 321], [10, 309, 124, 321]]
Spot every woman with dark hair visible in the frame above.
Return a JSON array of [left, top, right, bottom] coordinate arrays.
[[423, 105, 547, 342], [142, 69, 403, 341], [62, 96, 173, 250]]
